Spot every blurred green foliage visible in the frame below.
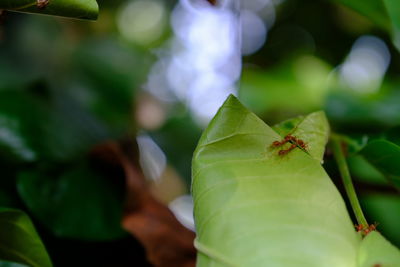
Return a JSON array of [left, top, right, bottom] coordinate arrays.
[[0, 0, 400, 265]]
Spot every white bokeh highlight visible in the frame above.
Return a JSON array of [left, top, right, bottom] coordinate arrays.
[[339, 36, 390, 93]]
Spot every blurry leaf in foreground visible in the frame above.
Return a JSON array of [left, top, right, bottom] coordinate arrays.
[[192, 95, 360, 266], [1, 0, 98, 20], [0, 208, 52, 267], [358, 231, 400, 266], [360, 139, 400, 190], [91, 140, 196, 267], [17, 162, 126, 241]]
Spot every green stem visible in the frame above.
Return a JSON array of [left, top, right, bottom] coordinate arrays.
[[331, 134, 369, 227]]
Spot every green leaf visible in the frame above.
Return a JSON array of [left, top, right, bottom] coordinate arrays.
[[361, 195, 400, 247], [0, 208, 52, 267], [273, 111, 330, 162], [192, 95, 360, 266], [0, 261, 28, 267], [330, 0, 391, 31], [0, 0, 98, 20], [330, 0, 400, 51], [17, 162, 126, 241], [0, 90, 108, 163], [360, 140, 400, 189], [272, 115, 305, 137], [383, 0, 400, 51], [357, 231, 400, 266]]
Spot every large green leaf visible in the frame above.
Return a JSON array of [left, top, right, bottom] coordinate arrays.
[[17, 162, 126, 241], [0, 208, 52, 267], [360, 139, 400, 189], [192, 95, 360, 266], [0, 0, 98, 20], [357, 231, 400, 266]]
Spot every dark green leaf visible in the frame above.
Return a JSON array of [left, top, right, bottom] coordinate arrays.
[[17, 163, 126, 241], [0, 0, 98, 20], [361, 195, 400, 247], [0, 261, 28, 267], [360, 139, 400, 189], [0, 90, 108, 163], [329, 0, 390, 31], [383, 0, 400, 50], [0, 208, 52, 267]]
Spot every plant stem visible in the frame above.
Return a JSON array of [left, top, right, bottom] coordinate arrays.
[[331, 134, 369, 227]]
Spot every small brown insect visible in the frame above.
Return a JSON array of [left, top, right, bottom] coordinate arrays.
[[355, 222, 379, 235], [37, 0, 50, 9], [364, 222, 379, 235], [278, 144, 297, 156], [271, 135, 294, 148], [355, 224, 365, 232], [271, 134, 307, 155]]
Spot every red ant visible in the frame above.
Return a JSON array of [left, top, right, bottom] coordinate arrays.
[[278, 144, 297, 155], [271, 134, 307, 155], [354, 222, 379, 235]]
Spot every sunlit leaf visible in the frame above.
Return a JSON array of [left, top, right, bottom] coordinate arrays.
[[0, 208, 52, 267], [0, 0, 98, 20], [192, 95, 360, 266]]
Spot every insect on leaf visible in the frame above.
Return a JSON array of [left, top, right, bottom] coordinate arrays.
[[272, 111, 330, 163], [192, 95, 360, 266]]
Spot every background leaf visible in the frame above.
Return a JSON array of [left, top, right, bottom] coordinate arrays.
[[360, 139, 400, 190], [329, 0, 390, 31], [0, 0, 98, 20], [0, 261, 28, 267], [0, 209, 52, 267], [17, 162, 126, 241]]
